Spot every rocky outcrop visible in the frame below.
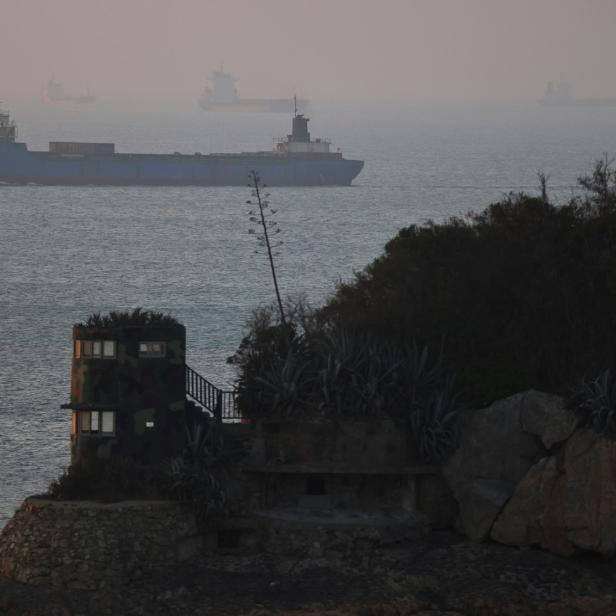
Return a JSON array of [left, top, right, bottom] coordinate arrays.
[[443, 390, 577, 541], [492, 429, 616, 556], [0, 498, 199, 590]]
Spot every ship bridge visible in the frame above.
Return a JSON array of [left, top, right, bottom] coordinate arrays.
[[275, 113, 332, 155]]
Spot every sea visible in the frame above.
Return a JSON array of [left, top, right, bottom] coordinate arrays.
[[1, 98, 615, 527]]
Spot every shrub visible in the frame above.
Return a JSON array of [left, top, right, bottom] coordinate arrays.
[[80, 307, 180, 328], [165, 419, 231, 523], [322, 159, 616, 405], [47, 457, 164, 501], [570, 369, 616, 438], [231, 300, 462, 462]]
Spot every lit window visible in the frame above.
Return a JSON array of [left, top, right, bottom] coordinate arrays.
[[75, 411, 116, 435], [71, 411, 78, 434], [102, 340, 116, 358], [101, 411, 115, 434], [91, 411, 100, 432], [80, 411, 91, 433], [139, 342, 166, 358], [82, 341, 93, 357], [145, 420, 155, 429], [75, 340, 117, 359]]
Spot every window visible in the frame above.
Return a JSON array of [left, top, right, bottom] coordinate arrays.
[[75, 410, 115, 435], [102, 340, 116, 358], [139, 342, 166, 358], [101, 411, 114, 434], [145, 420, 155, 428], [79, 411, 92, 432], [75, 340, 116, 359], [81, 340, 94, 357]]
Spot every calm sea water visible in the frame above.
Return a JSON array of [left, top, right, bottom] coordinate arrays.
[[1, 99, 614, 526]]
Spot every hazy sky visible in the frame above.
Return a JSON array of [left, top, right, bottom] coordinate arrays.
[[3, 0, 616, 102]]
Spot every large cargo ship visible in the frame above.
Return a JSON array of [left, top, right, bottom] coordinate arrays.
[[0, 109, 363, 186], [43, 79, 96, 105], [198, 69, 307, 113], [538, 81, 616, 107]]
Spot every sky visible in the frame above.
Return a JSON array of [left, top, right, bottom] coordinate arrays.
[[2, 0, 616, 102]]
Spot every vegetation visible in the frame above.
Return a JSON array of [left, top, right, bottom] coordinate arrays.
[[232, 157, 616, 458], [165, 419, 230, 523], [321, 157, 616, 405], [570, 369, 616, 439], [80, 307, 180, 328], [247, 171, 287, 328], [229, 302, 461, 462], [47, 457, 165, 501]]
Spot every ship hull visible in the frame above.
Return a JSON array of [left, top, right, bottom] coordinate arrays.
[[0, 143, 363, 187]]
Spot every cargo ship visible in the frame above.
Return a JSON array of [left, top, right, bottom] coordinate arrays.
[[0, 108, 363, 186], [538, 81, 616, 107], [43, 79, 96, 104], [198, 68, 307, 113]]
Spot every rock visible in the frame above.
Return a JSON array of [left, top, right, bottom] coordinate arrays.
[[519, 390, 578, 449], [443, 390, 576, 542], [492, 429, 616, 557], [443, 392, 540, 540]]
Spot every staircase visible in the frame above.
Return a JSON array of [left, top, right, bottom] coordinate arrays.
[[185, 364, 239, 422]]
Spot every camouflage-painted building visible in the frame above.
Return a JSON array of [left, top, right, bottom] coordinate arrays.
[[63, 321, 189, 464]]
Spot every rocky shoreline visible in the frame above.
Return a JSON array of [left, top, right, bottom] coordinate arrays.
[[2, 531, 616, 615]]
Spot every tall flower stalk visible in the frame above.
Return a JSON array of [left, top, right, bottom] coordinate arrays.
[[247, 170, 286, 328]]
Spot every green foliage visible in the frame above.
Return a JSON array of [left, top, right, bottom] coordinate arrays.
[[409, 375, 460, 463], [322, 158, 616, 405], [570, 369, 616, 438], [231, 301, 461, 462], [165, 419, 230, 523], [47, 457, 163, 501], [81, 307, 180, 328]]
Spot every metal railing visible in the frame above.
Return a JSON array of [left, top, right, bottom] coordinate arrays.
[[185, 364, 239, 421]]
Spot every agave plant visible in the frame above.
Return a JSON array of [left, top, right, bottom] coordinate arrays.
[[254, 349, 312, 416], [571, 369, 616, 438], [166, 419, 228, 522], [409, 375, 460, 463]]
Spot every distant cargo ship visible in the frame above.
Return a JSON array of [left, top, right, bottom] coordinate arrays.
[[0, 108, 363, 186], [198, 69, 307, 113], [43, 79, 96, 104], [538, 81, 616, 107]]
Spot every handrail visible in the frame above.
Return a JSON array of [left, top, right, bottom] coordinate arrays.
[[185, 364, 239, 421]]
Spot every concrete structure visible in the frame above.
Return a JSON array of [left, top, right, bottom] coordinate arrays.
[[63, 321, 189, 464]]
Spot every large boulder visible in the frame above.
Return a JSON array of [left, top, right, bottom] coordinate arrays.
[[492, 429, 616, 557], [443, 391, 577, 541]]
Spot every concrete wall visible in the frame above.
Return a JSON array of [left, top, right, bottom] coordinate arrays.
[[248, 417, 415, 468]]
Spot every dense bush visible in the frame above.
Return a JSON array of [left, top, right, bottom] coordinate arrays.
[[229, 302, 461, 462], [81, 307, 180, 328], [322, 158, 616, 405], [47, 457, 165, 501], [165, 419, 231, 523]]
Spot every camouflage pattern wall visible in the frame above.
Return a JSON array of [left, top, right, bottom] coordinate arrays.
[[65, 323, 188, 464]]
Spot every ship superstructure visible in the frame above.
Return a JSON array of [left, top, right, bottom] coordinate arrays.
[[198, 68, 307, 113], [0, 107, 16, 143], [0, 109, 363, 186], [43, 79, 96, 104], [539, 80, 616, 107]]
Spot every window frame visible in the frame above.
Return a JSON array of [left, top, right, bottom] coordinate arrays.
[[74, 340, 117, 359], [74, 410, 116, 436], [138, 341, 167, 358]]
